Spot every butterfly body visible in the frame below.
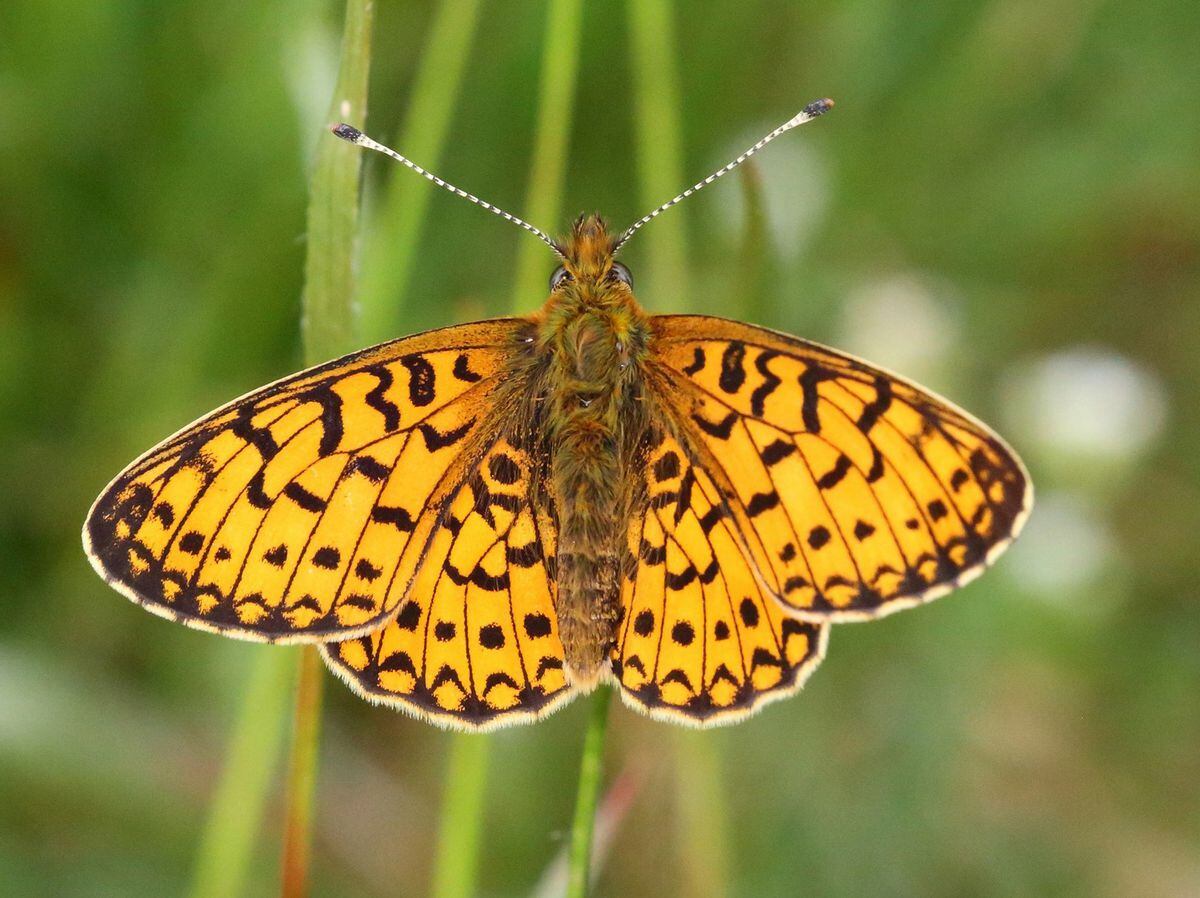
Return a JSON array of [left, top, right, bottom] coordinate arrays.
[[86, 212, 1030, 729], [525, 215, 653, 682]]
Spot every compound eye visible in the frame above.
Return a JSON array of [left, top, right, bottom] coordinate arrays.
[[549, 265, 573, 291], [608, 261, 633, 288]]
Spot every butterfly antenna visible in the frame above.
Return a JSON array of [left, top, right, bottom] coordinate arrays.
[[331, 123, 565, 258], [613, 98, 834, 252]]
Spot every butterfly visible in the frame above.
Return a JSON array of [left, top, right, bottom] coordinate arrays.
[[84, 100, 1030, 730]]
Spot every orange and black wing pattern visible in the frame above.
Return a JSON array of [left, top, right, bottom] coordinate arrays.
[[612, 429, 827, 726], [323, 432, 574, 730], [651, 315, 1030, 621], [84, 320, 521, 642]]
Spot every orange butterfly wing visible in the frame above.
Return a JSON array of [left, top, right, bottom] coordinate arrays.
[[650, 315, 1031, 621], [84, 320, 521, 642], [612, 429, 828, 725], [323, 432, 574, 730]]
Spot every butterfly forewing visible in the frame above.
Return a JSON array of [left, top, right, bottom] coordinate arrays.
[[651, 315, 1030, 621], [84, 320, 522, 642], [323, 433, 575, 730], [612, 429, 828, 725]]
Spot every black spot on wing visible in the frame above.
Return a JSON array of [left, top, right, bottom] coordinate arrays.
[[523, 613, 552, 638], [231, 408, 280, 461], [856, 376, 893, 432], [749, 351, 781, 417], [817, 454, 853, 490], [304, 386, 344, 456], [246, 471, 271, 509], [506, 541, 541, 568], [349, 455, 390, 483], [395, 600, 422, 631], [682, 346, 706, 375], [666, 565, 698, 591], [371, 505, 415, 532], [760, 438, 795, 466], [419, 419, 475, 451], [662, 668, 694, 690], [179, 531, 204, 554], [746, 491, 780, 517], [808, 526, 831, 549], [653, 451, 680, 482], [482, 671, 520, 695], [312, 546, 340, 569], [718, 342, 747, 393], [283, 482, 326, 512], [488, 453, 521, 485], [692, 410, 737, 440], [698, 505, 727, 533], [639, 540, 666, 565], [634, 610, 655, 637], [452, 353, 484, 382], [365, 365, 401, 431], [400, 355, 436, 407], [798, 364, 833, 434], [671, 621, 695, 645], [444, 560, 510, 592], [478, 624, 505, 649]]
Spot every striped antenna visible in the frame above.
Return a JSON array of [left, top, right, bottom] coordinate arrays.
[[331, 123, 565, 258], [613, 98, 834, 252]]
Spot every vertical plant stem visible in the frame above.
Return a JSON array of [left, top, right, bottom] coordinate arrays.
[[429, 735, 490, 898], [281, 1, 374, 895], [357, 0, 481, 341], [430, 5, 584, 896], [510, 0, 584, 308], [626, 0, 688, 312], [671, 730, 732, 898], [737, 162, 772, 325], [628, 3, 733, 895], [189, 651, 294, 898], [279, 649, 326, 898], [566, 686, 612, 898]]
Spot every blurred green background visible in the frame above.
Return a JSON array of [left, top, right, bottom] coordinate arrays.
[[2, 1, 1198, 896]]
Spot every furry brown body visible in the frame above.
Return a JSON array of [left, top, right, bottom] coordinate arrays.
[[527, 216, 653, 683]]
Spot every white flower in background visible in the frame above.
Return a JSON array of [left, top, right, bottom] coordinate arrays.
[[1002, 347, 1167, 462], [837, 274, 962, 386], [1005, 490, 1119, 603]]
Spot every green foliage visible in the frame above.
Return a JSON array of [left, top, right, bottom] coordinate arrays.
[[2, 0, 1198, 896]]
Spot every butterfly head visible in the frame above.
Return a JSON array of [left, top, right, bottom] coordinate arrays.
[[550, 214, 633, 294]]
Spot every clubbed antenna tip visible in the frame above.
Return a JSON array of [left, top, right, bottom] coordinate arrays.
[[803, 98, 835, 118], [331, 123, 363, 143]]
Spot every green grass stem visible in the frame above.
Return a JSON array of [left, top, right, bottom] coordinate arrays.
[[510, 0, 584, 308], [357, 0, 482, 342], [429, 734, 491, 898], [566, 686, 613, 898], [626, 0, 688, 312], [188, 651, 294, 898], [281, 0, 375, 894]]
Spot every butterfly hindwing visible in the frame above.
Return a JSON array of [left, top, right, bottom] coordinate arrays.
[[322, 433, 575, 730], [84, 320, 521, 642], [612, 429, 828, 726], [651, 315, 1031, 621]]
